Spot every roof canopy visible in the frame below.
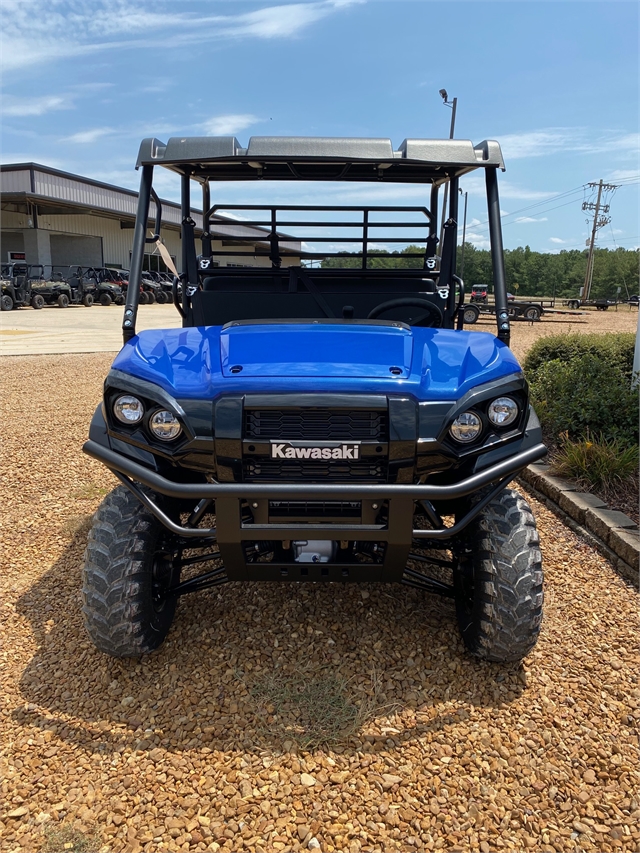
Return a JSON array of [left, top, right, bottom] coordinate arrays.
[[136, 136, 505, 184]]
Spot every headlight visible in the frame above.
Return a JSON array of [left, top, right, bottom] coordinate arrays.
[[149, 409, 182, 441], [450, 411, 482, 443], [488, 397, 518, 427], [114, 394, 144, 424]]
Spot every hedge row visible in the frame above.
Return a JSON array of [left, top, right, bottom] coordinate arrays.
[[523, 333, 639, 447], [524, 333, 636, 380]]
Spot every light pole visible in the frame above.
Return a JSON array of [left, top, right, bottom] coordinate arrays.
[[459, 187, 468, 280], [438, 89, 457, 250], [439, 88, 457, 139]]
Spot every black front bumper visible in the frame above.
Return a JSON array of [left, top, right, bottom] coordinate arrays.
[[83, 439, 546, 581]]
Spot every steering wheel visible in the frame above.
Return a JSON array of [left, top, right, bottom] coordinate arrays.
[[367, 298, 443, 327]]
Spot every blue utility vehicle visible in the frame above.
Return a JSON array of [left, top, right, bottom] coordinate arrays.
[[82, 135, 546, 661]]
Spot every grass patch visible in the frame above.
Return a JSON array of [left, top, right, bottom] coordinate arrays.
[[250, 667, 389, 750], [551, 434, 640, 491], [59, 513, 93, 540], [41, 824, 101, 853], [73, 483, 110, 502]]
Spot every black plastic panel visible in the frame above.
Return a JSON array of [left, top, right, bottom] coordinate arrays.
[[244, 409, 388, 442], [243, 458, 387, 483]]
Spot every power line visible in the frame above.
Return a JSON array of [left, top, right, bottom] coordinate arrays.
[[551, 235, 640, 251], [471, 177, 639, 233], [473, 198, 582, 233]]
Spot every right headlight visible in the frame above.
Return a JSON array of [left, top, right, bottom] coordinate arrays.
[[487, 397, 519, 427], [149, 409, 182, 441], [113, 394, 144, 424], [450, 411, 482, 443]]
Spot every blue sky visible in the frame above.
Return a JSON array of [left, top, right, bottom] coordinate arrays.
[[1, 0, 638, 253]]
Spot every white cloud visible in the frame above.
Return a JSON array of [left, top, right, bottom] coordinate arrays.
[[202, 114, 261, 136], [499, 128, 639, 161], [0, 1, 358, 71], [549, 237, 567, 244], [606, 169, 640, 181], [2, 94, 71, 116], [459, 173, 550, 201], [515, 216, 548, 223], [464, 233, 491, 250], [0, 152, 66, 168], [64, 128, 115, 144]]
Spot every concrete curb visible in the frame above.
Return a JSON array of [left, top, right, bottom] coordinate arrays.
[[518, 463, 639, 586]]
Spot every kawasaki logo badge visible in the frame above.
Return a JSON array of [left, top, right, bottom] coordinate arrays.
[[271, 443, 360, 460]]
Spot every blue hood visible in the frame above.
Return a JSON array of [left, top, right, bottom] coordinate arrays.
[[111, 323, 522, 401]]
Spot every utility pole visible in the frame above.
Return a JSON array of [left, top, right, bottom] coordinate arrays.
[[581, 180, 616, 301]]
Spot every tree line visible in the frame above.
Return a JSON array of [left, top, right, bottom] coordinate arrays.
[[320, 245, 639, 299]]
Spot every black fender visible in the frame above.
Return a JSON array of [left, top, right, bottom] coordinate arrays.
[[472, 406, 544, 473], [88, 404, 158, 470]]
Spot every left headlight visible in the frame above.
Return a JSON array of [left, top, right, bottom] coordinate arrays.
[[149, 409, 182, 441], [450, 411, 482, 443], [487, 397, 519, 427]]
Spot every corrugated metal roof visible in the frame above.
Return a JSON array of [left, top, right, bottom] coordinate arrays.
[[0, 163, 300, 246]]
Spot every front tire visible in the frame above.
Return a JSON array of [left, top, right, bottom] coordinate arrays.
[[31, 294, 45, 309], [1, 294, 13, 311], [454, 488, 543, 663], [99, 292, 112, 306], [57, 293, 70, 308], [82, 293, 94, 307], [82, 486, 179, 657]]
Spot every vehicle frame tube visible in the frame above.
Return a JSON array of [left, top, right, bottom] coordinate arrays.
[[122, 164, 153, 343], [486, 167, 511, 345]]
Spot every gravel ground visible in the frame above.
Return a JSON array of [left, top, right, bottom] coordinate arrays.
[[1, 345, 639, 853], [470, 306, 638, 364]]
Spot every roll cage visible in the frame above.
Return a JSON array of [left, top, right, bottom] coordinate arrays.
[[122, 135, 511, 345]]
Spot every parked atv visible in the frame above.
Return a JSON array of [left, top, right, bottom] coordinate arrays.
[[1, 263, 37, 310], [142, 270, 174, 303], [23, 265, 76, 308], [140, 271, 163, 304], [82, 268, 125, 306], [47, 266, 96, 307], [83, 132, 546, 664], [116, 270, 151, 304]]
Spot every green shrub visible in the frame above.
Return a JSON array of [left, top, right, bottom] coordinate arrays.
[[524, 332, 636, 380], [551, 434, 639, 491], [528, 353, 638, 445]]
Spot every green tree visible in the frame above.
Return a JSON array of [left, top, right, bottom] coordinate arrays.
[[321, 245, 639, 301]]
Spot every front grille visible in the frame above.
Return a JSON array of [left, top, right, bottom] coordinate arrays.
[[245, 409, 388, 441], [243, 459, 387, 482], [269, 500, 361, 519]]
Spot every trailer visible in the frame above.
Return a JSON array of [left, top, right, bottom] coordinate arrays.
[[462, 298, 552, 324], [563, 297, 617, 311]]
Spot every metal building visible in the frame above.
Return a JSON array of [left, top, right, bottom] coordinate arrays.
[[0, 163, 300, 271]]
